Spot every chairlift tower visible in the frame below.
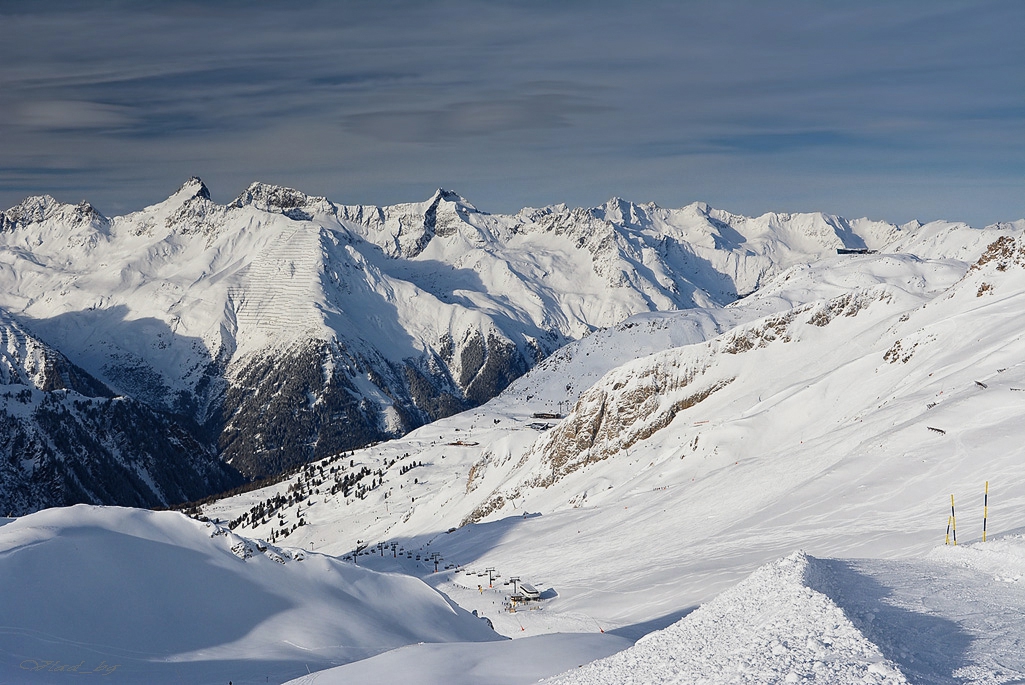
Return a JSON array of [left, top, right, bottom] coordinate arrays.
[[353, 541, 368, 565]]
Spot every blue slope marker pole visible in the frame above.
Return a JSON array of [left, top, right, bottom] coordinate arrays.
[[983, 481, 989, 543]]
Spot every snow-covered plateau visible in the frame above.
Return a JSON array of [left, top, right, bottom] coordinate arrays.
[[2, 182, 1025, 683]]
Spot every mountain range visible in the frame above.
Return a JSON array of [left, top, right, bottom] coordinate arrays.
[[0, 179, 1016, 515]]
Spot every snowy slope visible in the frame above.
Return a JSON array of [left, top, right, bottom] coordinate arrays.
[[542, 551, 911, 685], [285, 633, 633, 685], [0, 307, 111, 395], [0, 505, 499, 684], [0, 179, 959, 485], [203, 231, 1025, 646]]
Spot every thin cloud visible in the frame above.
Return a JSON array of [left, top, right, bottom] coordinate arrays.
[[344, 94, 607, 143], [13, 100, 136, 131], [708, 131, 855, 155]]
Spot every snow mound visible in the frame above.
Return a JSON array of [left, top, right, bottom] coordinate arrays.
[[543, 552, 906, 685], [541, 540, 1025, 684], [0, 505, 498, 684]]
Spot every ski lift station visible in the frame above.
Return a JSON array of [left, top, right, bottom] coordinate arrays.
[[510, 581, 541, 602]]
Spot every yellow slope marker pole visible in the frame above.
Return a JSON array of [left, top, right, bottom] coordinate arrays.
[[951, 494, 957, 546], [983, 481, 989, 542], [945, 515, 951, 546]]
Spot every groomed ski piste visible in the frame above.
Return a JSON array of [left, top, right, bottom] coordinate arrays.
[[5, 211, 1025, 682]]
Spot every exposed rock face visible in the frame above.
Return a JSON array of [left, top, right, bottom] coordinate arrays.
[[219, 341, 396, 479], [0, 311, 241, 515]]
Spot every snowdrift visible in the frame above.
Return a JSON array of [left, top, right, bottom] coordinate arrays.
[[0, 505, 498, 684], [544, 538, 1025, 684]]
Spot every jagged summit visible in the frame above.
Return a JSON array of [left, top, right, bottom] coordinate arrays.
[[434, 188, 462, 202], [590, 197, 653, 226], [175, 176, 211, 201], [1, 194, 108, 232], [230, 181, 325, 212], [430, 188, 480, 211], [1, 195, 59, 231]]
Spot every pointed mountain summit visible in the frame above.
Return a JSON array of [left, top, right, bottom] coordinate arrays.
[[173, 175, 211, 201]]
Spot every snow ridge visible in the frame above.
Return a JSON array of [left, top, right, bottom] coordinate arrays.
[[543, 552, 907, 685]]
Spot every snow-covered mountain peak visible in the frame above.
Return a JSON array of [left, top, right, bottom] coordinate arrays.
[[107, 177, 223, 238], [1, 194, 108, 234], [589, 197, 664, 229], [513, 202, 569, 222], [431, 187, 474, 207], [173, 176, 211, 202], [1, 195, 59, 229], [338, 188, 497, 259], [986, 219, 1025, 232], [129, 176, 224, 237], [230, 181, 328, 215]]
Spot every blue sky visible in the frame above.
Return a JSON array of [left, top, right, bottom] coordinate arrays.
[[1, 1, 1022, 224]]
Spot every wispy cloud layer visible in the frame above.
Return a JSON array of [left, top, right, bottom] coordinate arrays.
[[344, 92, 606, 142], [0, 0, 1021, 223]]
